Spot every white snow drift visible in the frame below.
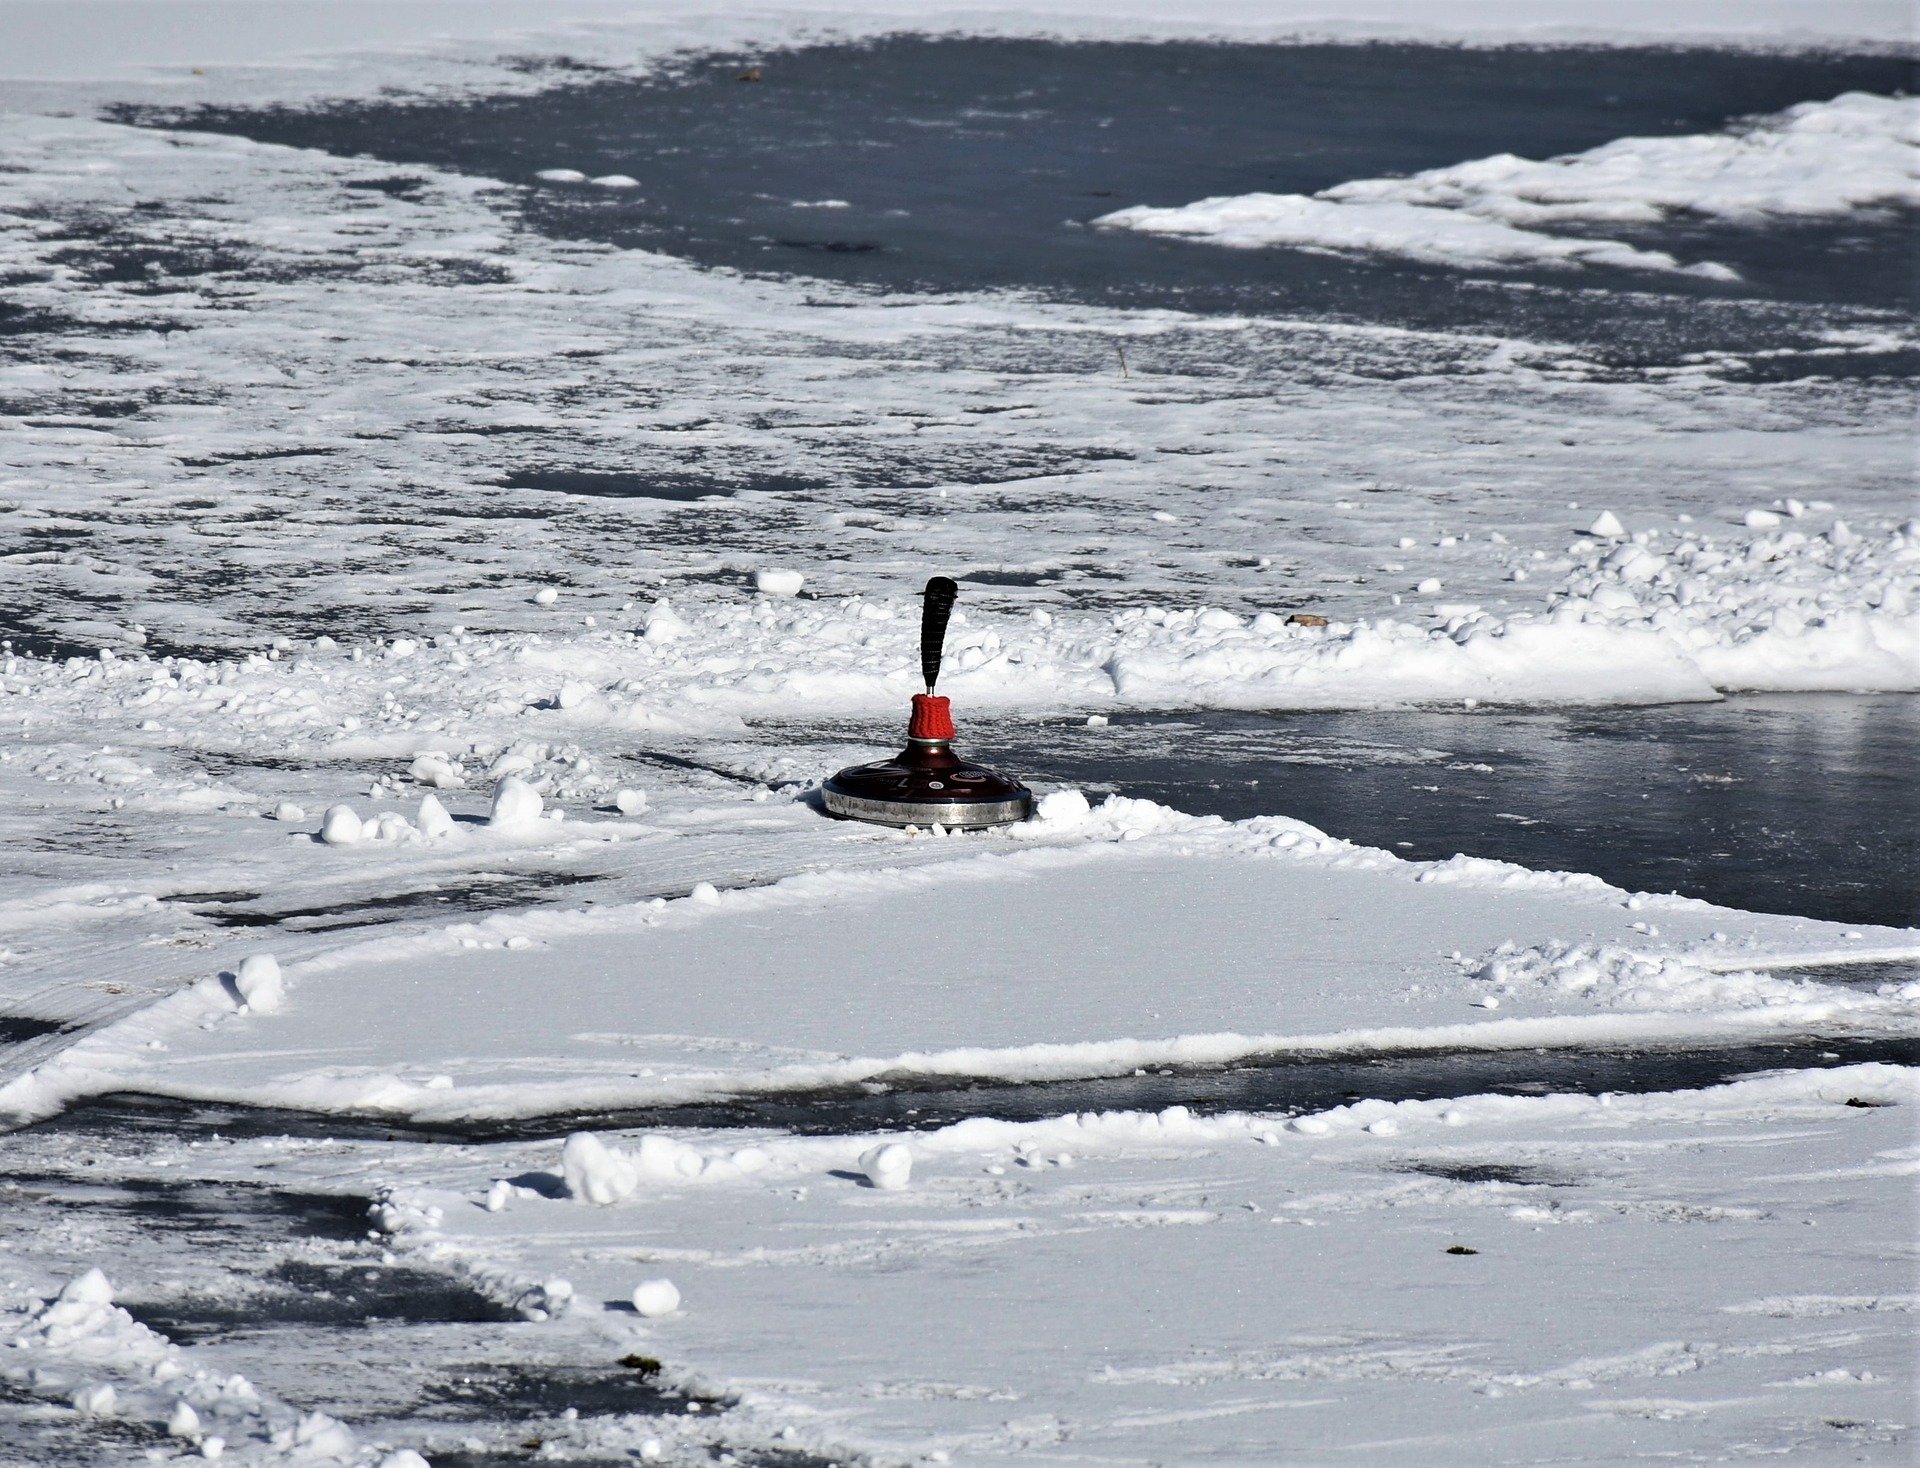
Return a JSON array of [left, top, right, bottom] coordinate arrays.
[[1097, 92, 1919, 275]]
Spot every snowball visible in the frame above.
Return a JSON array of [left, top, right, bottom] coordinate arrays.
[[1288, 1116, 1329, 1135], [754, 567, 804, 597], [689, 881, 721, 905], [614, 788, 648, 815], [1085, 714, 1109, 727], [1032, 789, 1092, 828], [202, 1438, 226, 1460], [60, 1268, 113, 1305], [72, 1383, 116, 1415], [644, 601, 689, 642], [1470, 995, 1501, 1009], [562, 1132, 639, 1205], [292, 1412, 355, 1457], [319, 804, 364, 845], [859, 1142, 913, 1191], [631, 1278, 681, 1317], [532, 587, 560, 606], [234, 954, 285, 1014], [1364, 1118, 1400, 1136], [1416, 578, 1443, 594], [592, 174, 640, 188], [169, 1402, 201, 1437], [1744, 508, 1783, 529], [373, 812, 414, 843], [270, 802, 305, 822], [380, 1454, 431, 1468], [1586, 510, 1625, 538], [416, 793, 456, 839], [409, 753, 463, 788], [485, 1179, 512, 1212], [488, 775, 543, 831], [536, 168, 587, 183]]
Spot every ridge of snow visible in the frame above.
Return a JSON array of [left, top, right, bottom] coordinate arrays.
[[1097, 92, 1920, 276]]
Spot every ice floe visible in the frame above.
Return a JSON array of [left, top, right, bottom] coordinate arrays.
[[1098, 93, 1919, 276]]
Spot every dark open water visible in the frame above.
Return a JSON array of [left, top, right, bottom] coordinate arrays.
[[124, 38, 1917, 369], [964, 693, 1920, 929]]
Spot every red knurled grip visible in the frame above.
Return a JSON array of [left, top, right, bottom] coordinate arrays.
[[908, 693, 956, 741]]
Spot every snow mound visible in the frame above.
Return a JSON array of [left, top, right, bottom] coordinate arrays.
[[487, 774, 543, 831], [1098, 93, 1917, 276], [1473, 940, 1809, 1010], [232, 954, 284, 1014], [1098, 190, 1706, 275], [1, 1267, 292, 1454]]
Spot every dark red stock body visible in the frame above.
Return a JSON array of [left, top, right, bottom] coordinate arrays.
[[820, 584, 1034, 829]]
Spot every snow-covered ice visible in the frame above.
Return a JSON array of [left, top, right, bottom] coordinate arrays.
[[1097, 93, 1919, 276], [0, 5, 1912, 1464], [9, 802, 1910, 1126], [360, 1064, 1920, 1464]]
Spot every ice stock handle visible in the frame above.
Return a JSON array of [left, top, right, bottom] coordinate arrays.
[[921, 576, 958, 692]]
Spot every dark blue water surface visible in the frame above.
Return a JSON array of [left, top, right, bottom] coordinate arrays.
[[922, 693, 1918, 929], [124, 39, 1917, 367]]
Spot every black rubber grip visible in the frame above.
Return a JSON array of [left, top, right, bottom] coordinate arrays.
[[921, 576, 959, 690]]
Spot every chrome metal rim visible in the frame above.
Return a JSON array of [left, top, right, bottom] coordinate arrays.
[[821, 785, 1032, 829]]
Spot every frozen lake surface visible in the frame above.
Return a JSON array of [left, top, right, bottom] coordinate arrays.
[[140, 39, 1914, 359], [0, 15, 1914, 1467]]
